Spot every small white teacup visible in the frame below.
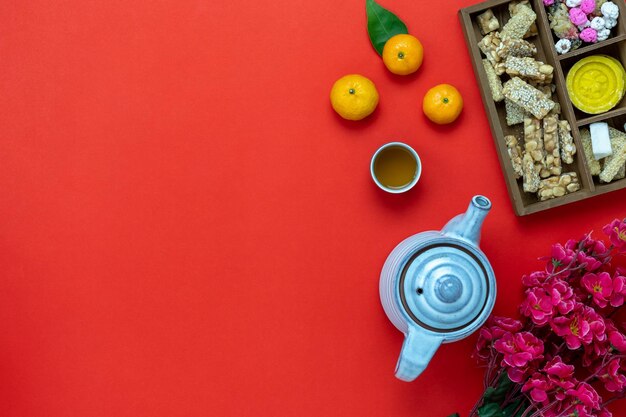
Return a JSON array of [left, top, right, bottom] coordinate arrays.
[[370, 142, 421, 194]]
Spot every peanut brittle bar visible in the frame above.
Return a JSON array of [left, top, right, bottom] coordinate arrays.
[[541, 115, 562, 178], [524, 117, 545, 176], [558, 120, 576, 165], [505, 135, 524, 179], [477, 9, 500, 35], [478, 32, 502, 66], [537, 172, 580, 201], [522, 152, 541, 193]]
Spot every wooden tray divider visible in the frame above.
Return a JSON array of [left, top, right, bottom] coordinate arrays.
[[576, 107, 626, 127]]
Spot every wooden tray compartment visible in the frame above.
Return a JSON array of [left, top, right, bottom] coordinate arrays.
[[578, 112, 626, 191], [560, 40, 626, 125], [459, 0, 626, 216], [535, 0, 626, 61]]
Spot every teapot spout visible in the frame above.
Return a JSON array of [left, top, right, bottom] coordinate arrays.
[[442, 195, 491, 246]]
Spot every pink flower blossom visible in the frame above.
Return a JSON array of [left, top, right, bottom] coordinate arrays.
[[473, 317, 524, 362], [548, 280, 576, 315], [583, 341, 609, 367], [585, 306, 606, 342], [495, 332, 544, 369], [607, 321, 626, 352], [580, 0, 596, 14], [565, 382, 601, 409], [566, 234, 610, 260], [570, 7, 589, 26], [570, 404, 593, 417], [565, 238, 578, 251], [520, 287, 554, 326], [581, 272, 613, 308], [583, 236, 610, 259], [490, 316, 524, 336], [551, 306, 594, 349], [603, 219, 626, 251], [577, 250, 603, 272], [580, 27, 598, 43], [597, 358, 626, 392], [543, 0, 555, 5], [522, 271, 548, 287], [543, 356, 576, 392], [610, 274, 626, 307], [472, 328, 492, 363], [522, 372, 552, 403], [507, 366, 528, 383], [471, 224, 626, 416], [547, 244, 575, 275]]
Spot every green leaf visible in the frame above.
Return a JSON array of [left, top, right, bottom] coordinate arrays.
[[366, 0, 408, 56], [502, 399, 528, 417], [478, 402, 504, 417], [446, 414, 460, 417], [483, 374, 514, 403]]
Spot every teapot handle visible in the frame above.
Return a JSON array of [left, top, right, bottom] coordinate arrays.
[[395, 326, 443, 382]]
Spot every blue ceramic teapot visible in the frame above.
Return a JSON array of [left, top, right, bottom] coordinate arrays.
[[379, 196, 496, 382]]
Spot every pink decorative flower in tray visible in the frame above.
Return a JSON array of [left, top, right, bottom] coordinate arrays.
[[547, 0, 621, 53]]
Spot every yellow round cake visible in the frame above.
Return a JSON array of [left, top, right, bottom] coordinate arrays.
[[566, 55, 626, 114]]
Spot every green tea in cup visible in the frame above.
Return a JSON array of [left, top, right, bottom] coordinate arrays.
[[370, 142, 421, 193]]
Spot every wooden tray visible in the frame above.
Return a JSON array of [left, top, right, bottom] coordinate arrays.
[[459, 0, 626, 216]]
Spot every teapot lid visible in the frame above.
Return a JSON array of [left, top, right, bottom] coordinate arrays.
[[399, 241, 490, 332]]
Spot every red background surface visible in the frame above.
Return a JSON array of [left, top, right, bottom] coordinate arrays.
[[1, 0, 626, 415]]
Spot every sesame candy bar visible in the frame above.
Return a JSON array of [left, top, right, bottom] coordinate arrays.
[[482, 59, 504, 102], [609, 126, 626, 142], [580, 128, 602, 175], [523, 152, 541, 192], [505, 135, 524, 179], [501, 5, 537, 40], [615, 164, 626, 180], [532, 83, 555, 98], [505, 99, 526, 126], [600, 130, 626, 183], [477, 9, 500, 35], [537, 172, 581, 201], [524, 117, 545, 175], [504, 56, 554, 84], [503, 77, 555, 119], [495, 38, 537, 61], [541, 115, 562, 178], [509, 1, 539, 38], [558, 120, 576, 164]]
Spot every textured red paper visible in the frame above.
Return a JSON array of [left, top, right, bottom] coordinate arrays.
[[0, 0, 625, 416]]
